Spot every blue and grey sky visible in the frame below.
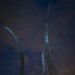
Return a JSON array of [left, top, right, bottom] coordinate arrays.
[[0, 0, 75, 75]]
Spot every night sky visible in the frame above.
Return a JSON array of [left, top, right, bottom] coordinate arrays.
[[0, 0, 75, 75]]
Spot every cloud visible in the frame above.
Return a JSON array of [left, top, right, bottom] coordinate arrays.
[[0, 45, 20, 75], [59, 66, 75, 75]]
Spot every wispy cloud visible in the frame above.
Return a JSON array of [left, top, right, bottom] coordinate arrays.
[[59, 66, 75, 75]]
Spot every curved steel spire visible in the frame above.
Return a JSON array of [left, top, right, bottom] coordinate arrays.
[[42, 49, 47, 75], [2, 25, 25, 75], [44, 2, 57, 75]]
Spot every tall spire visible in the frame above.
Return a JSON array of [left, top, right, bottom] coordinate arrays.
[[42, 50, 47, 75], [2, 25, 25, 75], [44, 2, 57, 75]]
